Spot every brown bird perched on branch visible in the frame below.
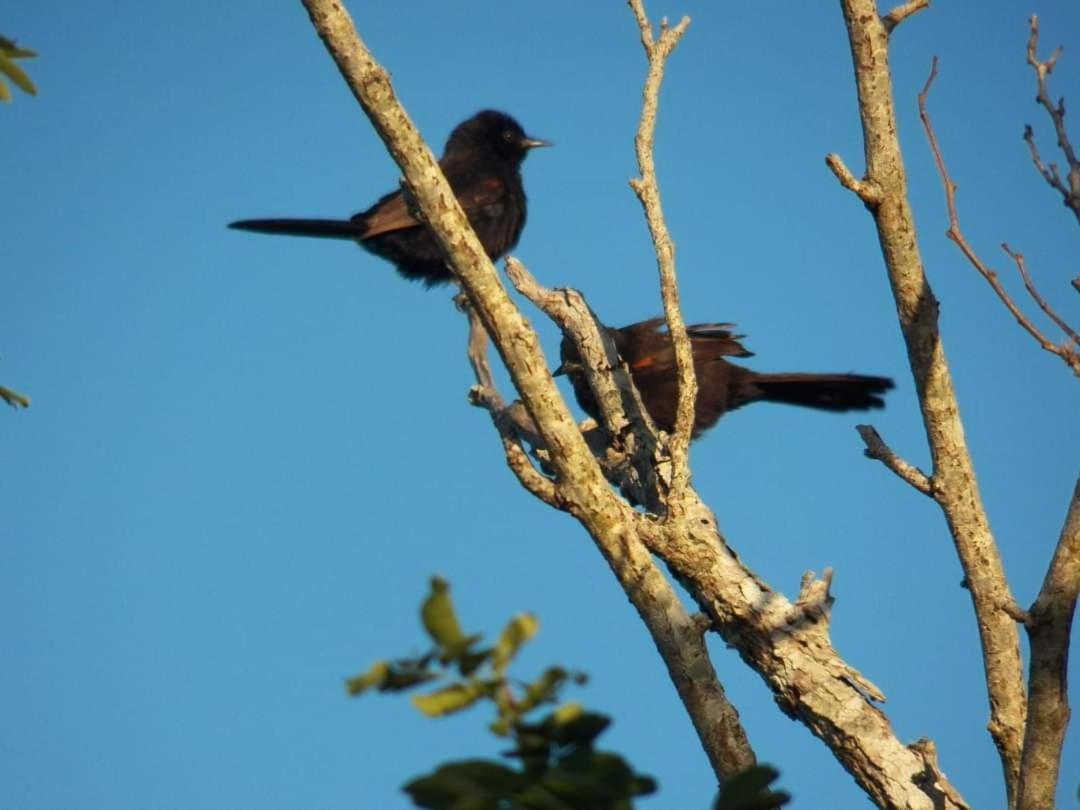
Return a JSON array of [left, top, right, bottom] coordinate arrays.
[[229, 110, 550, 287], [556, 318, 894, 438]]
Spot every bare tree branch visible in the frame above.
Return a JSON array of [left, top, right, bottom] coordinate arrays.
[[1025, 15, 1080, 225], [833, 4, 1026, 802], [295, 1, 973, 804], [856, 424, 933, 496], [1002, 242, 1080, 349], [1016, 476, 1080, 809], [626, 0, 695, 510], [919, 59, 1080, 377], [462, 302, 563, 508], [881, 0, 930, 36], [825, 153, 883, 206]]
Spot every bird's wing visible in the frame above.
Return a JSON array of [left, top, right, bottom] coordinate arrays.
[[353, 189, 421, 239], [353, 175, 510, 240], [686, 323, 754, 358]]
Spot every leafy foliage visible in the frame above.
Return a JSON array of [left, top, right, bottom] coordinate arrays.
[[0, 35, 37, 102], [712, 765, 790, 810], [346, 576, 656, 809]]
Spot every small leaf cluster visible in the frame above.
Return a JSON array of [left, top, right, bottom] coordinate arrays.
[[0, 36, 37, 102], [712, 765, 790, 810], [346, 576, 657, 810]]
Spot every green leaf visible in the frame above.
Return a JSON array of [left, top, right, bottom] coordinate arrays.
[[713, 765, 790, 810], [0, 54, 36, 96], [511, 783, 579, 810], [0, 79, 10, 103], [0, 384, 30, 409], [404, 759, 524, 809], [344, 659, 389, 695], [345, 657, 438, 696], [421, 576, 466, 649], [549, 706, 610, 746], [543, 751, 657, 808], [492, 612, 538, 673], [411, 682, 483, 717]]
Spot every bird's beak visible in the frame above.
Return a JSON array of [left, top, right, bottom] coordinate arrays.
[[552, 361, 582, 377], [522, 136, 553, 150]]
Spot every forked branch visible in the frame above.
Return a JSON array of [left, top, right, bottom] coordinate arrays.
[[1025, 15, 1080, 225], [919, 58, 1080, 376]]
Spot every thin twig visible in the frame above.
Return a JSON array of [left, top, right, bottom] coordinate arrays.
[[919, 57, 1080, 376], [825, 153, 883, 206], [856, 425, 933, 497], [1025, 15, 1080, 225], [462, 302, 562, 508], [997, 244, 1080, 358]]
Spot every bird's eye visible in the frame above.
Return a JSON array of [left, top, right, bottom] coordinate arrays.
[[502, 130, 515, 142]]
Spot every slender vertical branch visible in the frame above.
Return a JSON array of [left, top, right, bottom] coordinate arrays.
[[626, 0, 695, 508], [831, 3, 1026, 802]]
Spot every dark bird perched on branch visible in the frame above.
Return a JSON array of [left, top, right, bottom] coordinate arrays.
[[229, 110, 550, 287], [557, 318, 894, 438]]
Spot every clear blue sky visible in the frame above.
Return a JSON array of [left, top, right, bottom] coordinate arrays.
[[3, 2, 1078, 808]]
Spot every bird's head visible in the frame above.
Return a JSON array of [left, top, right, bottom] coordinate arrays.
[[447, 110, 551, 165]]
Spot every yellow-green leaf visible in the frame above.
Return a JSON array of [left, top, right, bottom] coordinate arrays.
[[0, 385, 30, 408], [420, 576, 465, 649], [411, 682, 481, 717], [492, 612, 538, 673], [0, 54, 36, 96], [344, 660, 389, 696]]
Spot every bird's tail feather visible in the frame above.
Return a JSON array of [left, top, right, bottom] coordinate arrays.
[[753, 373, 893, 412], [228, 218, 363, 240]]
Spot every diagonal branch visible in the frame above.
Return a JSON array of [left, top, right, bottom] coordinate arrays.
[[1001, 243, 1080, 348], [833, 5, 1026, 803], [919, 59, 1080, 377], [856, 424, 933, 496], [881, 0, 929, 35]]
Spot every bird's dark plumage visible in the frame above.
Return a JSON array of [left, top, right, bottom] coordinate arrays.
[[229, 110, 550, 286], [558, 318, 894, 438]]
